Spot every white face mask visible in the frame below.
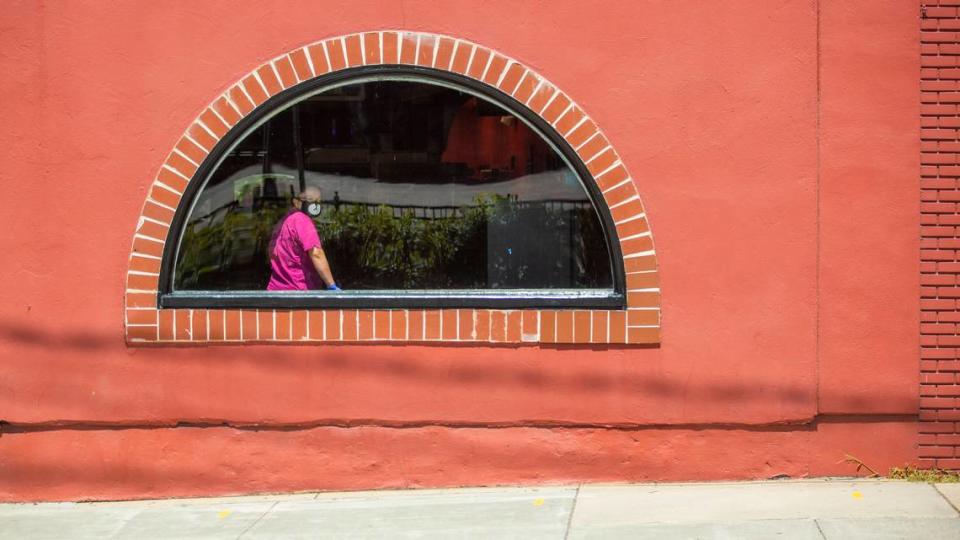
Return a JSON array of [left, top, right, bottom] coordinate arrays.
[[298, 198, 323, 217]]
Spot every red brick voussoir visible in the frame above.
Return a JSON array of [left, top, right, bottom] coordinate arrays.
[[124, 31, 661, 346]]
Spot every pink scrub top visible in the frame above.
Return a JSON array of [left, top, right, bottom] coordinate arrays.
[[266, 209, 324, 291]]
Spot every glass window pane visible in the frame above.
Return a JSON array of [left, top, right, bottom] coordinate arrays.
[[174, 79, 613, 292]]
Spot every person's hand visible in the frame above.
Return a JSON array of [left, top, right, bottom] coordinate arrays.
[[327, 283, 341, 291]]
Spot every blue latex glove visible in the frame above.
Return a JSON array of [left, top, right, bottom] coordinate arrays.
[[327, 283, 341, 291]]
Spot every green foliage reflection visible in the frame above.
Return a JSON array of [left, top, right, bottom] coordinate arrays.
[[176, 187, 607, 291]]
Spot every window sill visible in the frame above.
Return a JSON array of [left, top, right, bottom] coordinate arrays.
[[160, 289, 625, 310]]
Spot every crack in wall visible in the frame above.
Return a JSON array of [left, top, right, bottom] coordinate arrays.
[[0, 414, 917, 435]]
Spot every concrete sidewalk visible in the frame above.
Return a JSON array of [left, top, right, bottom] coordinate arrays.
[[1, 479, 959, 539]]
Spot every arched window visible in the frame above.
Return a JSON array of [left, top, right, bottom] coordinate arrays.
[[160, 67, 625, 309]]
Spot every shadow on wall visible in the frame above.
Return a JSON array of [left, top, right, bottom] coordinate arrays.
[[0, 320, 116, 350], [0, 321, 918, 502], [0, 319, 907, 416]]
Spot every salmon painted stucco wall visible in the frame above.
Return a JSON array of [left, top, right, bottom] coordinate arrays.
[[0, 0, 919, 501]]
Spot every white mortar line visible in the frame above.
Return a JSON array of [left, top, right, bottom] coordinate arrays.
[[525, 78, 544, 106], [594, 159, 623, 179], [588, 311, 594, 343], [287, 55, 301, 84], [130, 252, 162, 261], [161, 164, 190, 181], [623, 249, 655, 259], [603, 177, 633, 194], [379, 32, 385, 65], [615, 213, 647, 226], [496, 60, 513, 87], [172, 148, 200, 168], [584, 145, 613, 166], [552, 102, 575, 127], [304, 46, 317, 76], [146, 198, 177, 212], [464, 44, 478, 74], [224, 93, 244, 118], [479, 51, 495, 81], [448, 40, 460, 71], [620, 231, 652, 241], [269, 60, 284, 88], [251, 69, 270, 97], [153, 182, 182, 196], [194, 119, 220, 141], [539, 89, 561, 115], [564, 115, 589, 138], [574, 131, 601, 152], [184, 132, 210, 153], [322, 40, 333, 72], [133, 233, 164, 244], [609, 195, 640, 210], [207, 103, 231, 128], [510, 70, 529, 96], [236, 81, 256, 108]]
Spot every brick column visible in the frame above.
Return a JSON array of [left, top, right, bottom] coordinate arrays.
[[921, 1, 960, 469]]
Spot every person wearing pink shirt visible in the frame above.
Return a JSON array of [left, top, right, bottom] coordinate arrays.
[[266, 186, 339, 291]]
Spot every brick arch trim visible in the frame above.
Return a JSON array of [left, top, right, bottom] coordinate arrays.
[[125, 31, 660, 345]]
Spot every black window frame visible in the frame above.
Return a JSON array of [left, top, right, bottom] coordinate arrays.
[[158, 65, 626, 310]]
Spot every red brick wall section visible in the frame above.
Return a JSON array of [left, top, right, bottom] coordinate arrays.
[[125, 31, 661, 346], [922, 2, 960, 469]]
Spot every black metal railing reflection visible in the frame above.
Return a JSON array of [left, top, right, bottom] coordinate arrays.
[[175, 195, 607, 291], [185, 195, 593, 227]]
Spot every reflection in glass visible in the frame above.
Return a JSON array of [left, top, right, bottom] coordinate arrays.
[[175, 80, 613, 291]]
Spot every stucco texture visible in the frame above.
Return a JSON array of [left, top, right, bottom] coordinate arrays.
[[0, 0, 919, 500]]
